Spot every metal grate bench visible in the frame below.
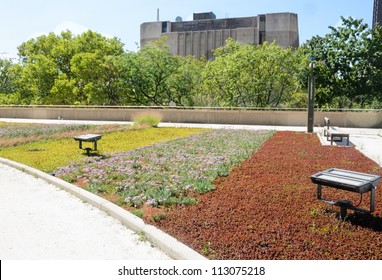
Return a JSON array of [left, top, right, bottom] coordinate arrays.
[[323, 117, 350, 146], [74, 134, 102, 155], [311, 168, 381, 219]]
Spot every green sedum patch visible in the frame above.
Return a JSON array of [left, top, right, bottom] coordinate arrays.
[[0, 127, 203, 172]]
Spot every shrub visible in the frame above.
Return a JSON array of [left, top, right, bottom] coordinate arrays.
[[133, 112, 162, 128]]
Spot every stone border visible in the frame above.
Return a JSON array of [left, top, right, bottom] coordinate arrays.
[[0, 157, 207, 260]]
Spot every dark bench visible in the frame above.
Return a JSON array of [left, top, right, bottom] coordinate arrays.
[[324, 117, 350, 146], [323, 117, 330, 137], [74, 134, 102, 155], [311, 168, 381, 219]]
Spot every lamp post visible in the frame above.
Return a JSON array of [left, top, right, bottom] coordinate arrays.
[[307, 56, 315, 133]]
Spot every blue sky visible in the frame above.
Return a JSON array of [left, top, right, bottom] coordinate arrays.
[[0, 0, 375, 59]]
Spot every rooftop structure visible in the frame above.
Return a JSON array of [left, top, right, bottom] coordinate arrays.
[[140, 12, 299, 60], [374, 0, 382, 28]]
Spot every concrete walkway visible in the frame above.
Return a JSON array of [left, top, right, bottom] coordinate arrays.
[[0, 162, 171, 260], [315, 127, 382, 166], [0, 118, 381, 259]]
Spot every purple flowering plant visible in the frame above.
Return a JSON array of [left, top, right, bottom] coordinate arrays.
[[55, 129, 273, 207], [0, 123, 94, 138]]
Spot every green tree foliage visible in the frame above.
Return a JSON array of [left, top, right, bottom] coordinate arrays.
[[203, 39, 305, 107], [167, 56, 204, 107], [118, 38, 178, 105], [16, 30, 125, 105], [3, 18, 381, 109], [117, 37, 203, 106], [301, 17, 382, 108], [2, 33, 205, 106], [0, 58, 20, 103], [367, 24, 382, 107]]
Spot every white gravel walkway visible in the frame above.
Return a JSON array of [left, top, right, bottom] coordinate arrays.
[[0, 162, 170, 260]]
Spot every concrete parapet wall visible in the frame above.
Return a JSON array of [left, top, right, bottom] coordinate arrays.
[[0, 107, 381, 128]]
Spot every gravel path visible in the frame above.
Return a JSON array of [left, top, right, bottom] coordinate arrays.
[[0, 162, 170, 260]]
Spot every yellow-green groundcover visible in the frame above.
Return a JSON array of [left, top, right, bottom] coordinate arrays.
[[0, 127, 202, 172]]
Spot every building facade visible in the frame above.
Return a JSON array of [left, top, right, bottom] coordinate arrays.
[[374, 0, 382, 28], [140, 12, 299, 60]]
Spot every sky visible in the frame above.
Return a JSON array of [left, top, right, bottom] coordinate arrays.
[[0, 0, 375, 59]]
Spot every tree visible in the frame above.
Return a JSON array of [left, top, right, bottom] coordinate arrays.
[[166, 55, 204, 107], [17, 54, 58, 104], [203, 39, 304, 107], [15, 30, 125, 105], [367, 24, 382, 107], [0, 58, 20, 103], [117, 37, 180, 106], [70, 52, 125, 105], [301, 17, 377, 108]]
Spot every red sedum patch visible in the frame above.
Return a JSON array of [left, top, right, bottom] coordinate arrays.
[[150, 131, 382, 259]]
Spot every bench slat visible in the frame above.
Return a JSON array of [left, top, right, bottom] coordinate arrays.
[[329, 169, 379, 181], [315, 174, 367, 187], [311, 168, 381, 194], [74, 134, 102, 142]]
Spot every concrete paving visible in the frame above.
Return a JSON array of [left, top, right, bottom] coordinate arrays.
[[0, 162, 171, 260], [0, 118, 381, 259], [315, 127, 382, 166]]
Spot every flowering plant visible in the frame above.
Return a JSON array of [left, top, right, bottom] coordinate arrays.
[[55, 129, 273, 207]]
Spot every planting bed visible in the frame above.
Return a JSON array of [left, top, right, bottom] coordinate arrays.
[[4, 123, 381, 260], [151, 131, 382, 259], [55, 130, 272, 207]]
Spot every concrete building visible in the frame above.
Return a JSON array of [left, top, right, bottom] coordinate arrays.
[[374, 0, 382, 28], [140, 12, 299, 60]]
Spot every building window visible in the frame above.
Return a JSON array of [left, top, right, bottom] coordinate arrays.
[[162, 21, 168, 33], [259, 15, 266, 44]]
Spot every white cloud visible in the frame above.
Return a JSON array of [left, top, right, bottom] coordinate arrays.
[[25, 21, 89, 41], [54, 21, 90, 35], [25, 21, 116, 46], [55, 21, 115, 39]]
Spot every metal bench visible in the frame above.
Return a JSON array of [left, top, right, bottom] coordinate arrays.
[[74, 134, 102, 155], [327, 131, 350, 146], [311, 168, 381, 219], [323, 117, 350, 146], [323, 117, 330, 137]]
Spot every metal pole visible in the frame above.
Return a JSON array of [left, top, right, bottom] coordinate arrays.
[[307, 58, 315, 133]]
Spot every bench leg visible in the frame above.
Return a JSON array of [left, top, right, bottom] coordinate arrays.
[[339, 206, 348, 220], [79, 141, 83, 149], [317, 184, 322, 200], [370, 188, 376, 213]]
